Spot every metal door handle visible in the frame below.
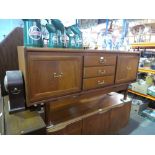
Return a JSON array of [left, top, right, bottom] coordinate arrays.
[[97, 80, 105, 85], [53, 72, 63, 78], [98, 70, 106, 75]]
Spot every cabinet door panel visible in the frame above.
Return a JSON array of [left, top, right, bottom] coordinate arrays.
[[115, 55, 139, 84], [110, 103, 131, 133], [27, 54, 82, 103], [65, 121, 82, 135], [82, 111, 110, 135]]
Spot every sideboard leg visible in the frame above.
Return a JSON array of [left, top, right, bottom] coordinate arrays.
[[123, 88, 128, 100], [44, 103, 51, 127]]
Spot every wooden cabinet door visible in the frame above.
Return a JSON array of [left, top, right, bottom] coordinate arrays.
[[65, 121, 82, 135], [110, 103, 131, 133], [27, 53, 82, 103], [82, 110, 110, 135], [115, 55, 139, 84]]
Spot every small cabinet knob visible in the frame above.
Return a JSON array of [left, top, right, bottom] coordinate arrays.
[[98, 69, 106, 75]]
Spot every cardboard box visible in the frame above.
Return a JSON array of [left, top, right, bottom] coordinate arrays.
[[131, 99, 148, 114], [131, 82, 149, 95], [147, 86, 155, 97]]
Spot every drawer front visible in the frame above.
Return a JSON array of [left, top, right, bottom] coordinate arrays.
[[83, 76, 114, 90], [84, 55, 116, 66], [84, 66, 115, 78]]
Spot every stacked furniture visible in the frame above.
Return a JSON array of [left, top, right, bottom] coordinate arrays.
[[17, 47, 140, 134]]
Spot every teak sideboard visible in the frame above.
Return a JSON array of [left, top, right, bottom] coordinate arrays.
[[17, 47, 140, 134]]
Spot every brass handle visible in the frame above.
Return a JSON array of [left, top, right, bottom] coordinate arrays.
[[99, 57, 106, 64], [97, 80, 105, 85], [127, 66, 131, 70], [98, 69, 106, 75], [53, 72, 63, 78], [11, 88, 21, 94]]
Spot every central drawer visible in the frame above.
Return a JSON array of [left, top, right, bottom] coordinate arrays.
[[84, 55, 116, 67], [84, 66, 115, 78], [83, 76, 114, 90]]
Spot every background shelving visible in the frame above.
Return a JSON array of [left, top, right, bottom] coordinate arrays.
[[128, 89, 155, 101]]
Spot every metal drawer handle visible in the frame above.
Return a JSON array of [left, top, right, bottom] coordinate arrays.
[[97, 80, 105, 85], [11, 88, 21, 94], [98, 69, 106, 75], [99, 57, 106, 64], [127, 66, 131, 70], [53, 72, 63, 78]]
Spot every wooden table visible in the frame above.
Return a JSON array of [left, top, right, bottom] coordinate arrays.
[[3, 96, 46, 135]]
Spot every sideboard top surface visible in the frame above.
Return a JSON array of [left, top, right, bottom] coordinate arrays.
[[18, 46, 140, 54]]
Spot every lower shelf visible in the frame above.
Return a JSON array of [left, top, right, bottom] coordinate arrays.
[[138, 67, 155, 74], [128, 89, 155, 101]]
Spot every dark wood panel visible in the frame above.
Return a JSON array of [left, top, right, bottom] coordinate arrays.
[[84, 54, 116, 66], [82, 110, 110, 135], [82, 113, 101, 135], [0, 27, 23, 96], [27, 54, 83, 103], [40, 83, 129, 109], [46, 92, 103, 125], [115, 55, 139, 84], [65, 120, 82, 135], [84, 66, 115, 78], [46, 92, 131, 135], [110, 102, 131, 133], [83, 76, 114, 90], [48, 120, 82, 135]]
